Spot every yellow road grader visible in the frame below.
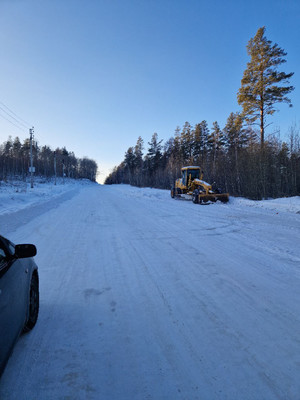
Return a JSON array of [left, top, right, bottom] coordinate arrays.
[[171, 166, 229, 204]]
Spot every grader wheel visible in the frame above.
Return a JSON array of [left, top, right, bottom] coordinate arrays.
[[192, 190, 199, 204]]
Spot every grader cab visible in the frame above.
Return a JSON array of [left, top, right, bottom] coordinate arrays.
[[171, 166, 229, 204]]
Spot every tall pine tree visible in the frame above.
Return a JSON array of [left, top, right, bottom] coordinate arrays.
[[237, 26, 294, 147]]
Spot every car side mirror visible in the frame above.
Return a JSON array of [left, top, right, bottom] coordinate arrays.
[[14, 244, 37, 258]]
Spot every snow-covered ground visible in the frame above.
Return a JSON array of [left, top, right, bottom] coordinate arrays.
[[0, 178, 92, 216], [0, 182, 299, 400]]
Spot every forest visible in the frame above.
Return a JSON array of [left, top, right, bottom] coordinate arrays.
[[0, 135, 98, 183], [105, 27, 299, 199], [104, 122, 300, 200]]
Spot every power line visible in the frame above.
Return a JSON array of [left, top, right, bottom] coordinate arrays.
[[0, 100, 50, 147], [0, 105, 29, 130], [0, 110, 27, 132], [0, 100, 31, 127]]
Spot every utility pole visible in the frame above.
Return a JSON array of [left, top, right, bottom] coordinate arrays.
[[29, 127, 34, 188], [54, 151, 57, 185]]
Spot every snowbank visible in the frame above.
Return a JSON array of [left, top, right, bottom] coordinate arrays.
[[0, 178, 95, 216], [109, 184, 300, 214], [231, 195, 300, 214]]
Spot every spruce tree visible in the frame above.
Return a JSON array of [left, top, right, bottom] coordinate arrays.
[[237, 26, 294, 147], [133, 136, 144, 186], [224, 112, 249, 150], [192, 124, 202, 163], [180, 121, 193, 162], [146, 133, 163, 174], [199, 120, 209, 166], [209, 121, 225, 172], [134, 136, 144, 169], [124, 147, 136, 176]]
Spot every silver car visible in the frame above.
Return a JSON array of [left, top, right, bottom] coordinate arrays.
[[0, 235, 39, 377]]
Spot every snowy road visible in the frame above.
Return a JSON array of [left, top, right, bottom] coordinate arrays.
[[1, 184, 300, 400]]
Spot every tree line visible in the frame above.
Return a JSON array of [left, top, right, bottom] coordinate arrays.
[[0, 135, 98, 182], [105, 122, 299, 199], [105, 27, 298, 199]]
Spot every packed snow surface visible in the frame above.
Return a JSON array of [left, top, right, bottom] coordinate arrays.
[[0, 181, 300, 400]]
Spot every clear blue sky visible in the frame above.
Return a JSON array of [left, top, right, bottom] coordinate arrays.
[[0, 0, 299, 182]]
